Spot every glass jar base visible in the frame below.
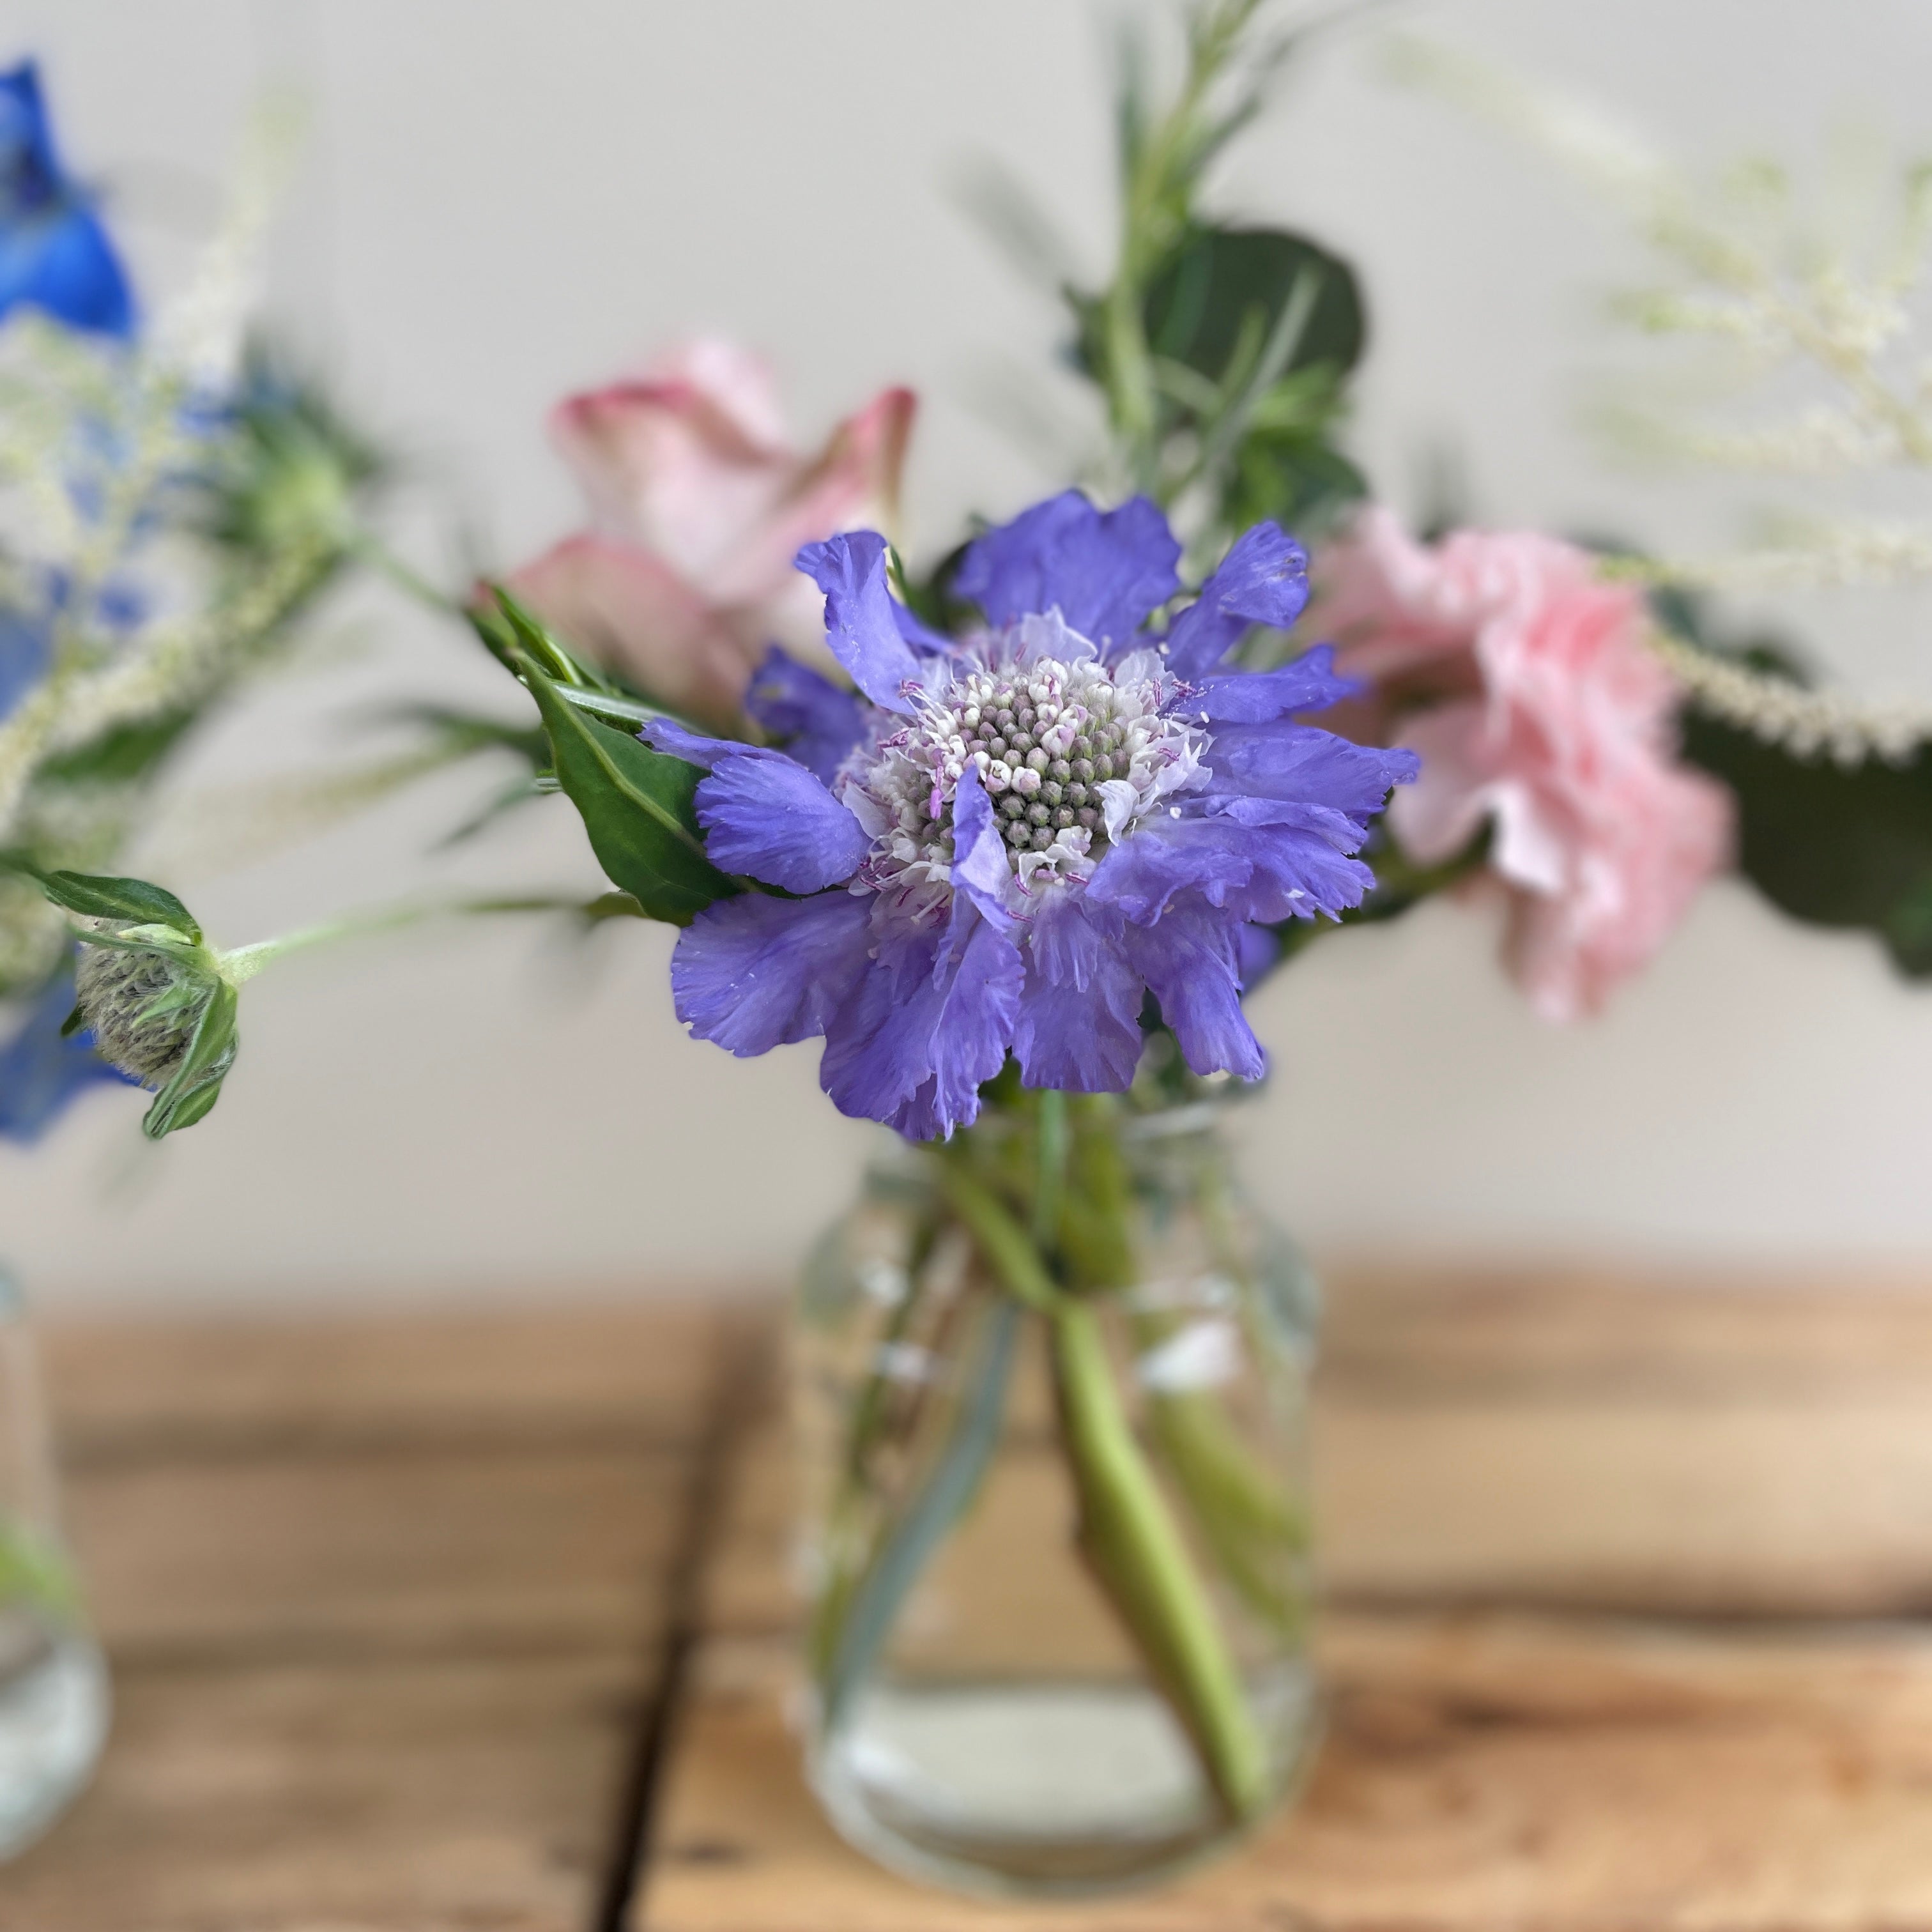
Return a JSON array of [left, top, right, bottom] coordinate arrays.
[[810, 1668, 1319, 1898], [0, 1623, 110, 1860]]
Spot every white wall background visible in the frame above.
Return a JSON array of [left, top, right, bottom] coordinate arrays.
[[3, 0, 1930, 1307]]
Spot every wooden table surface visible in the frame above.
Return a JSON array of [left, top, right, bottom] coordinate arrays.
[[7, 1269, 1932, 1931]]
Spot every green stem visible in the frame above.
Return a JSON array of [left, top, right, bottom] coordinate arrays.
[[215, 892, 593, 985], [349, 529, 465, 618], [1050, 1300, 1269, 1821], [943, 1132, 1269, 1823], [813, 1291, 1020, 1728], [1032, 1088, 1070, 1249]]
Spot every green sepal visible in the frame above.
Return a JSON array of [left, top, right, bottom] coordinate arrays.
[[142, 979, 240, 1140], [514, 654, 735, 926], [2, 861, 201, 943]]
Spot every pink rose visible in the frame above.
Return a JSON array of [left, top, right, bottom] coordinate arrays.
[[510, 339, 916, 727], [1317, 507, 1733, 1020]]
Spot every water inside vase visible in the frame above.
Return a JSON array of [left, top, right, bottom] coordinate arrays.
[[813, 1662, 1317, 1894], [0, 1604, 109, 1858]]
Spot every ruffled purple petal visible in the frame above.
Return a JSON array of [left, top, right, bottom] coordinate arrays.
[[794, 531, 921, 713], [1162, 524, 1310, 680], [954, 491, 1181, 652], [636, 716, 738, 769], [1013, 891, 1144, 1091], [1120, 905, 1264, 1081], [893, 599, 953, 656], [1235, 923, 1282, 991], [641, 718, 869, 893], [822, 914, 1023, 1139], [1085, 808, 1380, 927], [1083, 813, 1259, 923], [1188, 645, 1360, 723], [671, 891, 872, 1057], [1220, 819, 1381, 923], [1202, 719, 1420, 815], [947, 762, 1016, 935], [744, 645, 866, 786]]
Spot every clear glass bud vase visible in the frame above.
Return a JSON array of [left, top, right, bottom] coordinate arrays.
[[795, 1081, 1319, 1897], [0, 1268, 109, 1857]]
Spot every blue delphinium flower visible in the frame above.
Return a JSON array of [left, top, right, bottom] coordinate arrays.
[[0, 60, 134, 338], [645, 490, 1418, 1140], [0, 959, 135, 1144]]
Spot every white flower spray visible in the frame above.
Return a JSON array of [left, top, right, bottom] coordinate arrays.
[[1391, 34, 1932, 767]]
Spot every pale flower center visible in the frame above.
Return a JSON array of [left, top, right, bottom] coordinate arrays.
[[843, 620, 1204, 915]]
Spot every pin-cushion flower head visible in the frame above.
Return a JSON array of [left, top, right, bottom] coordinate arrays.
[[647, 489, 1418, 1139]]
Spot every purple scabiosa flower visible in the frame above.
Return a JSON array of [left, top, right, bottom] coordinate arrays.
[[647, 490, 1418, 1138]]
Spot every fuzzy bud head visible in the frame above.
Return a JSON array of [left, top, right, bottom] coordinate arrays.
[[73, 928, 220, 1089]]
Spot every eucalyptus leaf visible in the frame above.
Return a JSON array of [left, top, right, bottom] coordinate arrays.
[[1649, 586, 1932, 978], [516, 657, 735, 925], [1682, 713, 1932, 977], [1141, 226, 1365, 390]]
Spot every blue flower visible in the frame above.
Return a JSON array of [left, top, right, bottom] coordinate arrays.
[[0, 61, 134, 339], [0, 959, 137, 1145], [647, 490, 1418, 1138]]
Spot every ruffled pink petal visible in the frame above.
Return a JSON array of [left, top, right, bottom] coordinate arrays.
[[647, 339, 790, 449], [1322, 507, 1735, 1018], [508, 535, 760, 729], [1504, 762, 1733, 1021], [1384, 701, 1492, 867], [707, 385, 917, 607], [546, 378, 795, 586]]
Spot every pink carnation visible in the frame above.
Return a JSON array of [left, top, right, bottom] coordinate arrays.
[[1317, 507, 1733, 1020], [510, 339, 915, 727]]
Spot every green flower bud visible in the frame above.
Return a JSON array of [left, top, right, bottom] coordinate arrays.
[[73, 924, 227, 1091]]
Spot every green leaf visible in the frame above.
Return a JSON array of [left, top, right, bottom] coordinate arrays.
[[1652, 586, 1932, 978], [1142, 226, 1366, 390], [1682, 713, 1932, 976], [516, 658, 735, 925], [143, 979, 239, 1140], [3, 862, 201, 942], [34, 708, 200, 786]]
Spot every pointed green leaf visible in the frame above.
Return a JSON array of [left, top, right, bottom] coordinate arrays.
[[3, 862, 201, 942], [517, 659, 735, 925], [142, 979, 239, 1140]]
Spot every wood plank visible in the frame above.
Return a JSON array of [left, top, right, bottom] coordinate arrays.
[[40, 1298, 730, 1460], [6, 1300, 744, 1931], [705, 1273, 1932, 1623], [637, 1613, 1932, 1932], [66, 1439, 687, 1665], [3, 1653, 644, 1932], [641, 1277, 1932, 1927]]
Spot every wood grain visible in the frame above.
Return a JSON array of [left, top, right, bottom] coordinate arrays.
[[639, 1616, 1932, 1932], [638, 1272, 1932, 1930], [3, 1297, 746, 1932], [12, 1272, 1932, 1932], [1, 1655, 642, 1932]]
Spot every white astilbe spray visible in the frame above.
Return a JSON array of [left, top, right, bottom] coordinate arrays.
[[0, 98, 351, 994], [1390, 34, 1932, 765]]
